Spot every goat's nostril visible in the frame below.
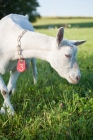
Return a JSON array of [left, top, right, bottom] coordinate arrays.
[[76, 76, 80, 81]]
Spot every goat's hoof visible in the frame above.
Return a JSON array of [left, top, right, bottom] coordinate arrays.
[[0, 107, 6, 114], [0, 107, 14, 115]]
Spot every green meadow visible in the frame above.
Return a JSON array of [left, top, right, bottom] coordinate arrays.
[[0, 17, 93, 140]]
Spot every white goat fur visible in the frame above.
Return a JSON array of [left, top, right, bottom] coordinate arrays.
[[0, 14, 85, 114]]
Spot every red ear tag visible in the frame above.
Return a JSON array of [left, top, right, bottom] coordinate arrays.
[[17, 59, 26, 72]]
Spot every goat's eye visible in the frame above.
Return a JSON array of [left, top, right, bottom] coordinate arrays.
[[65, 54, 71, 58]]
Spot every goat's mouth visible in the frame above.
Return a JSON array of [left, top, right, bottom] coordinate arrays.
[[69, 76, 77, 84]]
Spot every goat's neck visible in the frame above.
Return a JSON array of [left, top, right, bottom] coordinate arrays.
[[22, 31, 55, 51], [17, 31, 56, 62]]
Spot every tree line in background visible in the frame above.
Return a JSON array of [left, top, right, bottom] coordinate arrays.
[[0, 0, 40, 22]]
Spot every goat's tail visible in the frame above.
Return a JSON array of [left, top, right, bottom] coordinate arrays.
[[25, 14, 29, 20]]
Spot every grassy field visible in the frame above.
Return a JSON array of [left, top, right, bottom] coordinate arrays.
[[0, 17, 93, 140]]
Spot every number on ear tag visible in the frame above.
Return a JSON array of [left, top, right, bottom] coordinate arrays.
[[17, 59, 26, 72]]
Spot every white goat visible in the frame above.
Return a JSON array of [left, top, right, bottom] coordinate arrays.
[[0, 14, 85, 115]]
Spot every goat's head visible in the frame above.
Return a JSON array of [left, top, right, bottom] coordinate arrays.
[[49, 27, 86, 84]]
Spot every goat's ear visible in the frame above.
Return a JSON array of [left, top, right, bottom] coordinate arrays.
[[56, 27, 64, 46], [70, 40, 86, 46]]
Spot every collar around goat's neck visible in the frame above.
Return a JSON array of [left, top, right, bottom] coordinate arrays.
[[17, 30, 27, 59], [16, 30, 27, 73]]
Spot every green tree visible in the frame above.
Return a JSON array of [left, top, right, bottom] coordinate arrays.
[[0, 0, 40, 22]]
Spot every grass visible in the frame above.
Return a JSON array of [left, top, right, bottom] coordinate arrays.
[[33, 17, 93, 29], [0, 17, 93, 140]]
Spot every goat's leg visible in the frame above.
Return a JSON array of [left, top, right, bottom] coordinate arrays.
[[0, 75, 14, 114], [31, 58, 37, 84], [7, 70, 20, 95]]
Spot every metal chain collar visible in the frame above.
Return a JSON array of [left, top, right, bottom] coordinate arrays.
[[17, 30, 27, 59]]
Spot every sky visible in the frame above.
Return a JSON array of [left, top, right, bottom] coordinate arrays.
[[37, 0, 93, 17]]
